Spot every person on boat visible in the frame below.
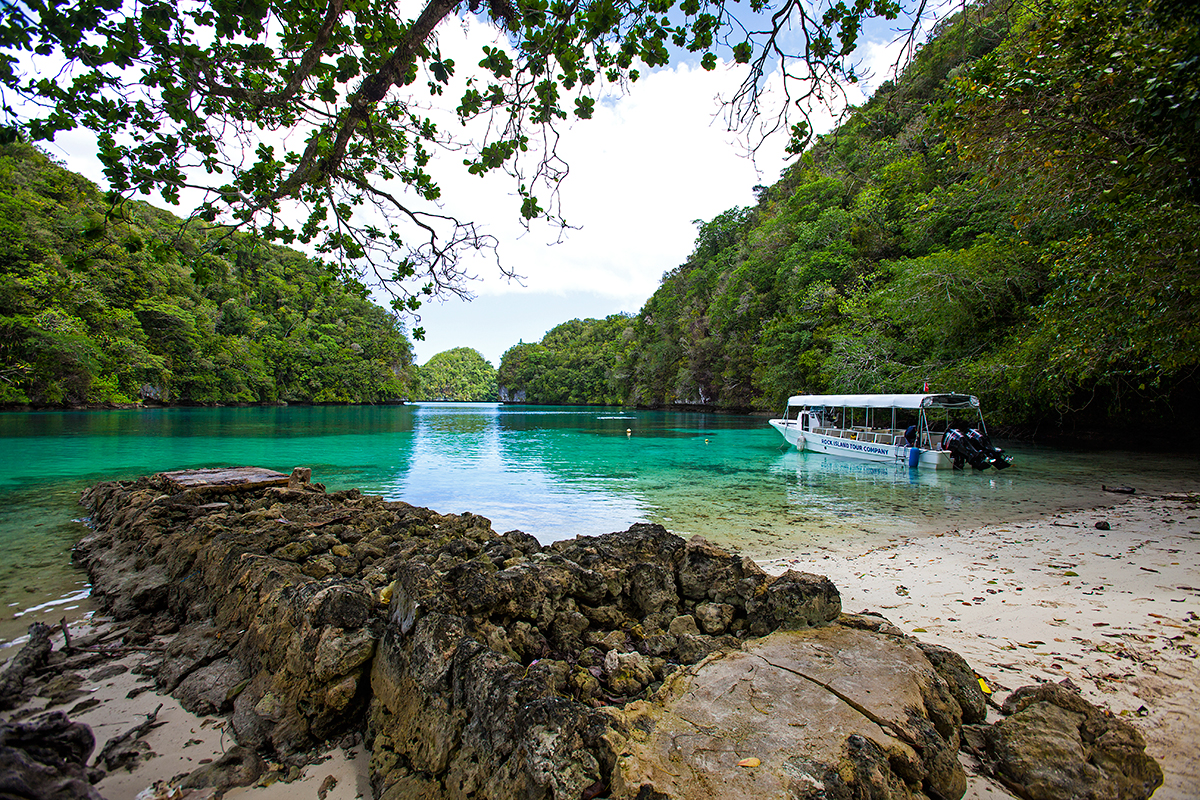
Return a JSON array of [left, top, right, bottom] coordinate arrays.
[[905, 425, 918, 447]]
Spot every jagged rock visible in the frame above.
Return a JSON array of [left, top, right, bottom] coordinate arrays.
[[181, 744, 265, 793], [603, 650, 655, 696], [666, 614, 699, 637], [174, 657, 249, 716], [694, 602, 734, 635], [0, 622, 54, 711], [288, 467, 312, 488], [744, 569, 841, 635], [914, 640, 987, 725], [629, 562, 679, 623], [77, 477, 405, 754], [970, 682, 1163, 800], [673, 632, 721, 664], [0, 711, 103, 800], [157, 621, 229, 692], [677, 536, 765, 605]]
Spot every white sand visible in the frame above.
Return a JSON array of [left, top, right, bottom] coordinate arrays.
[[762, 492, 1200, 800]]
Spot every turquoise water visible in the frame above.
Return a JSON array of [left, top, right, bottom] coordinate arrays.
[[3, 403, 1199, 649]]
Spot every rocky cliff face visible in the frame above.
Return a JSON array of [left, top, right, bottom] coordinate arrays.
[[70, 469, 1162, 800]]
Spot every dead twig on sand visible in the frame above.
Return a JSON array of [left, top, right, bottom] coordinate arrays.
[[93, 703, 167, 772]]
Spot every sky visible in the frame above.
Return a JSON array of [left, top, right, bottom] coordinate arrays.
[[21, 6, 937, 367], [393, 14, 928, 366], [405, 51, 804, 366]]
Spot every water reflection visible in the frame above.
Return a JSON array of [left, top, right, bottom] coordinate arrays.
[[385, 404, 647, 539]]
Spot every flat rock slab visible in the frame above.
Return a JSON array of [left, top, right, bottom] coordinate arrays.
[[156, 467, 289, 493], [613, 625, 964, 799]]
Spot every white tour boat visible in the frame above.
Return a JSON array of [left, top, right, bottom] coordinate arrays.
[[768, 393, 1012, 470]]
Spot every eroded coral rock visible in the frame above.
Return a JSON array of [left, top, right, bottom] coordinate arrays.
[[967, 682, 1163, 800]]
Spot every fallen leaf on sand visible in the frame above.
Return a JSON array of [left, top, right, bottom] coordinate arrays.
[[737, 758, 761, 768]]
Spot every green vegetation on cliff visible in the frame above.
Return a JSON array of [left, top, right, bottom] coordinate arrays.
[[414, 347, 497, 401], [496, 316, 631, 405], [499, 0, 1199, 430], [0, 143, 415, 406]]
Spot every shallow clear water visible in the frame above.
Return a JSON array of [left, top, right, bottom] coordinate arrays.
[[3, 403, 1198, 649]]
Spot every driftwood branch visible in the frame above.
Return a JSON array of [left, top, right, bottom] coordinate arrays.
[[93, 703, 167, 772], [59, 617, 74, 653]]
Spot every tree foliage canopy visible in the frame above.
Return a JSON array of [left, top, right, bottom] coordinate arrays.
[[415, 346, 497, 400], [0, 142, 414, 405], [496, 314, 630, 403], [0, 0, 922, 317]]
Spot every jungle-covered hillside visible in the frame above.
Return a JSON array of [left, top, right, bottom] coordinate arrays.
[[0, 143, 416, 406], [498, 0, 1200, 433], [414, 347, 499, 401]]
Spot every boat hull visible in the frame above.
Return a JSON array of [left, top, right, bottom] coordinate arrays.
[[769, 420, 952, 469]]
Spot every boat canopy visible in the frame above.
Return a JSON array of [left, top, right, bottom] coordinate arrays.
[[785, 393, 980, 410]]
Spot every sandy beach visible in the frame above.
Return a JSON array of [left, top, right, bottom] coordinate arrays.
[[5, 491, 1197, 799], [763, 491, 1200, 800]]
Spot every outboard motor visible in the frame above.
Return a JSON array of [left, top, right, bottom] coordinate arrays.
[[968, 428, 1012, 470], [943, 428, 971, 470], [944, 427, 990, 470]]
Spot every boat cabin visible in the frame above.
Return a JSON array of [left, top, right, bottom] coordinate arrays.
[[770, 393, 998, 469]]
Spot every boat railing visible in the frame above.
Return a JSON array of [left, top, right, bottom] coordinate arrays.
[[815, 427, 910, 445]]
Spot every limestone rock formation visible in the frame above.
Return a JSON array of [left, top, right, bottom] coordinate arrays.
[[78, 477, 406, 755], [610, 627, 968, 800], [964, 682, 1163, 800], [363, 523, 845, 799]]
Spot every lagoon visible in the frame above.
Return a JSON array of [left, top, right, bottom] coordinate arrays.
[[3, 402, 1198, 649]]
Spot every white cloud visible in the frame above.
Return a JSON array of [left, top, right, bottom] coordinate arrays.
[[425, 73, 776, 301], [408, 15, 893, 305]]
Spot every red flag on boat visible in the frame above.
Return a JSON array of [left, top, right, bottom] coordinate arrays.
[[923, 380, 929, 392]]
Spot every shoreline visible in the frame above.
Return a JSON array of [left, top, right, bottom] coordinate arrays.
[[3, 492, 1196, 799]]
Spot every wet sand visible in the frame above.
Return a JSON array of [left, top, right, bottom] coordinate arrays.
[[4, 492, 1197, 799]]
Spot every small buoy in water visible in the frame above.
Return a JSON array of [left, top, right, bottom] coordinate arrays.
[[626, 428, 631, 436], [705, 438, 709, 444]]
